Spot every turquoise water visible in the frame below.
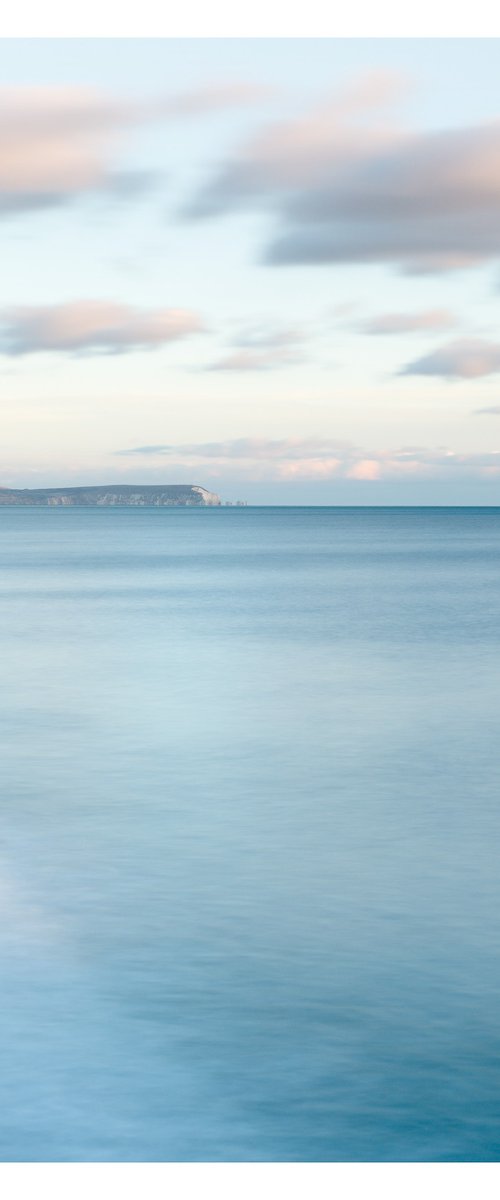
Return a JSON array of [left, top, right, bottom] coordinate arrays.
[[1, 506, 499, 1162]]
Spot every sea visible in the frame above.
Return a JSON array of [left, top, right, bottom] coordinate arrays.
[[0, 505, 499, 1162]]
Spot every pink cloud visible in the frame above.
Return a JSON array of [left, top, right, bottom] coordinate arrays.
[[347, 460, 382, 480], [117, 438, 500, 486], [363, 309, 456, 335], [277, 458, 342, 479], [0, 82, 270, 212], [0, 300, 204, 355]]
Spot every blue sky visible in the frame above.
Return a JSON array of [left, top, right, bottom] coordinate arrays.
[[1, 38, 500, 503]]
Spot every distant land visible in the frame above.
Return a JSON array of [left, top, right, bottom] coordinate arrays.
[[0, 484, 222, 507]]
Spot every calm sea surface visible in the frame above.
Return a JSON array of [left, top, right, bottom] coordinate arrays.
[[1, 506, 499, 1161]]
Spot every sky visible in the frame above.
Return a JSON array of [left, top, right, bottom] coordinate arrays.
[[1, 37, 500, 504]]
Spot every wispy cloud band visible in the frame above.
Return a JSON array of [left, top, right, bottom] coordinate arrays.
[[0, 300, 204, 355], [116, 436, 500, 482]]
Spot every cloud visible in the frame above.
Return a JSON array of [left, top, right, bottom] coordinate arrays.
[[401, 337, 500, 379], [0, 301, 204, 356], [115, 437, 500, 483], [207, 326, 306, 371], [184, 71, 500, 274], [363, 309, 456, 335], [0, 88, 147, 212], [474, 404, 500, 414], [160, 82, 273, 118], [230, 326, 305, 349], [118, 437, 351, 460], [0, 82, 270, 215], [347, 459, 382, 480], [207, 348, 300, 371], [276, 458, 342, 479]]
